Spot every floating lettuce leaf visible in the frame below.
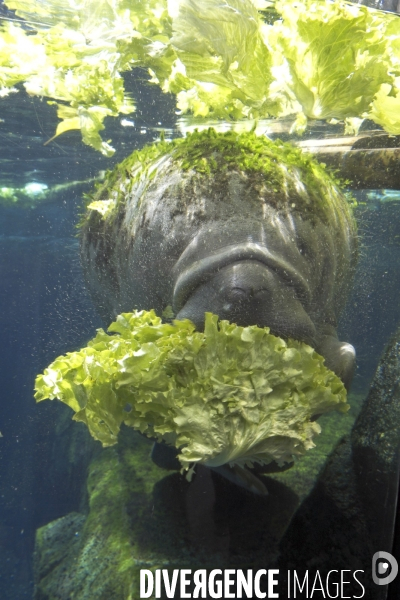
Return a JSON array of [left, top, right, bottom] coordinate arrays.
[[2, 0, 400, 152], [0, 0, 168, 154], [270, 0, 389, 121], [164, 0, 274, 118], [35, 310, 348, 470], [369, 80, 400, 135]]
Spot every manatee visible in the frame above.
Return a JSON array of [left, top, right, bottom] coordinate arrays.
[[80, 131, 357, 390], [80, 131, 357, 492]]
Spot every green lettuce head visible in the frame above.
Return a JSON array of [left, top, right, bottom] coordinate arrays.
[[35, 310, 348, 470]]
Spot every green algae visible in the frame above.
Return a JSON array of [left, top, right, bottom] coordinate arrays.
[[34, 432, 171, 600], [83, 128, 356, 232], [33, 429, 300, 599], [33, 430, 226, 599], [270, 392, 364, 501]]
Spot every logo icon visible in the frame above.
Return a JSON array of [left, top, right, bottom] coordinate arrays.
[[372, 551, 398, 586]]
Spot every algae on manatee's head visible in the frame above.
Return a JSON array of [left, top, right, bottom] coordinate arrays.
[[84, 129, 356, 229]]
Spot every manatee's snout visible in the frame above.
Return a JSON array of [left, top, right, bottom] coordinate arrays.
[[173, 253, 316, 346], [176, 261, 270, 324], [212, 261, 277, 323], [173, 255, 356, 388]]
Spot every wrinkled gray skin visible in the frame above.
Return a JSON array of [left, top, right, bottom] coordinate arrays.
[[81, 159, 357, 494], [81, 162, 357, 389]]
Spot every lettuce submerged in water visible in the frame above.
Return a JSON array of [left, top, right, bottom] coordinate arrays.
[[35, 310, 348, 470]]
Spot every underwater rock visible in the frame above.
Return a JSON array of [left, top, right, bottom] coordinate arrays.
[[351, 326, 400, 553], [33, 428, 299, 600], [276, 435, 374, 596], [300, 133, 400, 190], [46, 404, 102, 514], [80, 131, 357, 388], [276, 326, 400, 599], [34, 512, 86, 598], [33, 432, 167, 600]]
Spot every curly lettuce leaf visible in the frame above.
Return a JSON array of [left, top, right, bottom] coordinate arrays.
[[273, 1, 387, 118], [35, 310, 348, 470], [369, 80, 400, 134], [0, 0, 168, 154], [163, 0, 274, 118]]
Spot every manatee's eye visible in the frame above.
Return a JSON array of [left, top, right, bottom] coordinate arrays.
[[298, 242, 306, 255], [253, 289, 269, 301], [297, 238, 312, 257], [292, 282, 311, 306]]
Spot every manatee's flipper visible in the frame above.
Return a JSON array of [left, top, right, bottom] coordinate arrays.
[[210, 464, 268, 496], [316, 329, 356, 390], [151, 441, 181, 470]]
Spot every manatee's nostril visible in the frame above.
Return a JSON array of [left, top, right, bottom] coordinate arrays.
[[225, 286, 269, 304]]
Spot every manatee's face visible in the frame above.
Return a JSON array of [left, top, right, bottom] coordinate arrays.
[[175, 259, 316, 343], [166, 209, 356, 388], [171, 216, 334, 348]]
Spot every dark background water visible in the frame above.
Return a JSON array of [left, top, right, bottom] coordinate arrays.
[[0, 71, 176, 598], [0, 33, 399, 600]]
